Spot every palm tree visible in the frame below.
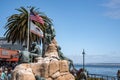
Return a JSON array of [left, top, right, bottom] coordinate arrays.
[[4, 7, 53, 50]]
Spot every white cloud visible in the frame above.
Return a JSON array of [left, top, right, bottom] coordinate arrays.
[[103, 0, 120, 8], [102, 0, 120, 19]]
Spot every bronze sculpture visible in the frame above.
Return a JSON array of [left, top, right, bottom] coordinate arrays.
[[18, 48, 30, 64], [30, 42, 42, 62], [57, 46, 75, 71]]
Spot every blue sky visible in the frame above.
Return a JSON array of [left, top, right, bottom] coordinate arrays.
[[0, 0, 120, 63]]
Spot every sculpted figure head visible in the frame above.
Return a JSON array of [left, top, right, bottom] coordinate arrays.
[[32, 42, 37, 46], [57, 46, 61, 50]]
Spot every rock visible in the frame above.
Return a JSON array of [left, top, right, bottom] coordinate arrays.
[[40, 62, 49, 78], [14, 63, 30, 71], [46, 43, 57, 52], [49, 60, 59, 76], [30, 63, 42, 76], [55, 73, 75, 80], [44, 38, 59, 58], [64, 73, 75, 80], [55, 75, 65, 80], [50, 57, 59, 62], [46, 78, 52, 80], [11, 38, 75, 80], [11, 63, 31, 80], [44, 57, 51, 63], [51, 71, 60, 79], [51, 38, 57, 46], [12, 59, 75, 80], [44, 52, 59, 58], [12, 66, 35, 80], [35, 57, 43, 63], [60, 72, 69, 76], [59, 60, 69, 72], [16, 69, 35, 80]]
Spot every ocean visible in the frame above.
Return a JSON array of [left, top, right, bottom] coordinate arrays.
[[75, 64, 120, 77]]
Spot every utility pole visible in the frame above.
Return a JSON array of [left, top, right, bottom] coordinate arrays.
[[82, 49, 85, 70]]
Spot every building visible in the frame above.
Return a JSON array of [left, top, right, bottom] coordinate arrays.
[[0, 37, 23, 62], [0, 37, 23, 50], [0, 48, 18, 62]]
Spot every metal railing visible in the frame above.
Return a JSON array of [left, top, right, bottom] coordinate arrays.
[[88, 73, 117, 80]]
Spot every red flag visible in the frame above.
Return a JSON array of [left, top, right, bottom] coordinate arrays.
[[30, 12, 44, 25], [30, 21, 43, 37]]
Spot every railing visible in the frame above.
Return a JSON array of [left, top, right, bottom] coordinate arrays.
[[88, 73, 117, 80]]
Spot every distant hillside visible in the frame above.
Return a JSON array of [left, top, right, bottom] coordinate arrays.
[[74, 63, 120, 67]]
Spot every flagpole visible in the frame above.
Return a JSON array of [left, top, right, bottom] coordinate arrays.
[[27, 7, 30, 51]]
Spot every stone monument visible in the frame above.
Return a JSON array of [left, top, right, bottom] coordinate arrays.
[[11, 14, 75, 80]]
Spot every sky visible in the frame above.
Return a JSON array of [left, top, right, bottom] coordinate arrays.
[[0, 0, 120, 64]]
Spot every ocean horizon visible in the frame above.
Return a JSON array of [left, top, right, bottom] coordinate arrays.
[[74, 63, 120, 77], [74, 63, 120, 67]]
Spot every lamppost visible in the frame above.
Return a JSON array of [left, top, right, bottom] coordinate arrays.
[[82, 49, 85, 70]]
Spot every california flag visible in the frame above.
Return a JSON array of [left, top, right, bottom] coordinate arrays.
[[30, 21, 43, 38]]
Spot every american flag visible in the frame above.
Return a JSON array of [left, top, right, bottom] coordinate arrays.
[[30, 11, 44, 25]]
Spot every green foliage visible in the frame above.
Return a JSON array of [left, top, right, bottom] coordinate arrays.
[[4, 6, 53, 46]]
